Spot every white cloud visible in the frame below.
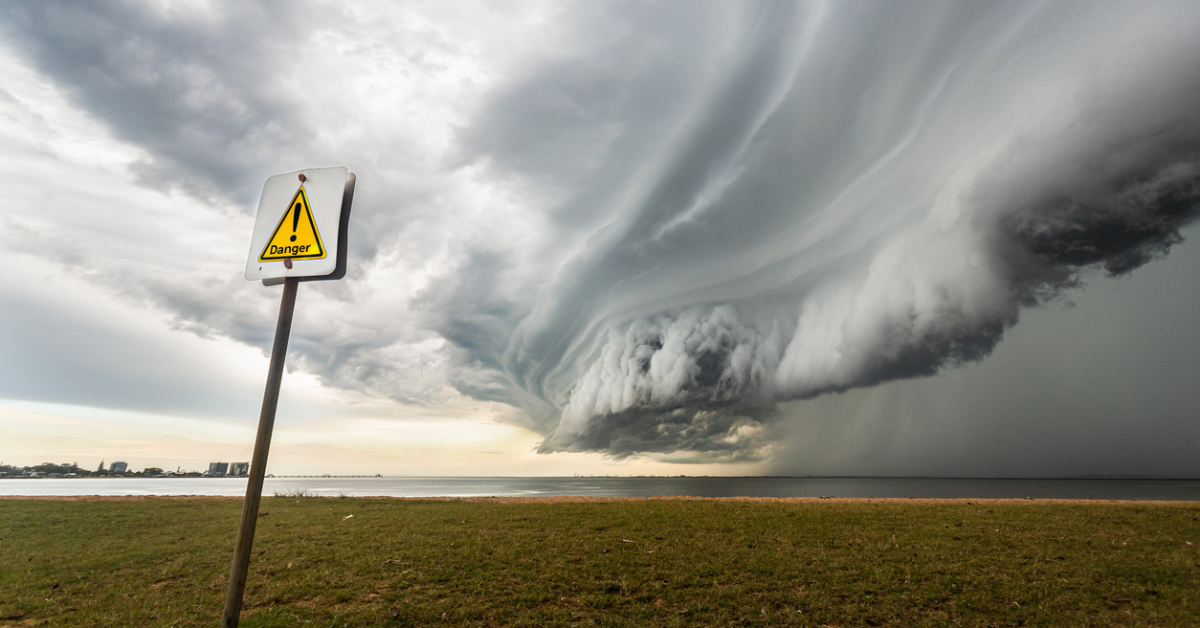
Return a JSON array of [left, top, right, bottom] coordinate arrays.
[[3, 1, 1200, 476]]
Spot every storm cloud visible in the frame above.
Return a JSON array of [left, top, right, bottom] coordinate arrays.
[[435, 1, 1200, 456], [4, 1, 1200, 466]]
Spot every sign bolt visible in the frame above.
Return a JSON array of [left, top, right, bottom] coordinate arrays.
[[284, 259, 293, 269], [298, 173, 307, 183]]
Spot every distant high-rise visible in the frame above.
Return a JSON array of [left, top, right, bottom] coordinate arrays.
[[228, 462, 250, 477], [110, 461, 127, 473], [208, 462, 229, 476]]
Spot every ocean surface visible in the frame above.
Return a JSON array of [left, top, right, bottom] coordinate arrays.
[[2, 477, 1199, 500]]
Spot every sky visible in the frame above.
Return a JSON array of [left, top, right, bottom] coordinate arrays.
[[1, 0, 1198, 478]]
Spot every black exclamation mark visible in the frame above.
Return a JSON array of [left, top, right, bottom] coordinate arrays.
[[290, 203, 300, 242]]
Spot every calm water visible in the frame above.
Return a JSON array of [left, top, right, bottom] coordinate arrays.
[[2, 477, 1199, 500]]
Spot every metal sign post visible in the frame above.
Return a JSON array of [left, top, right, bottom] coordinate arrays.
[[221, 276, 298, 628], [222, 168, 354, 627]]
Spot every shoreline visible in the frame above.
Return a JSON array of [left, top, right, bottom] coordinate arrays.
[[3, 494, 1198, 505]]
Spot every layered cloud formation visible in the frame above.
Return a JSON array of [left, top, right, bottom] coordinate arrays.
[[4, 1, 1199, 464], [435, 2, 1200, 455]]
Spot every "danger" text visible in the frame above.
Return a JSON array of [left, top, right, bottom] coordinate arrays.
[[267, 244, 313, 256]]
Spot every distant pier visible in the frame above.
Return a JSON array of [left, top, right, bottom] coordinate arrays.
[[266, 474, 383, 478]]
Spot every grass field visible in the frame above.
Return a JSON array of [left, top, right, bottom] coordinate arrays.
[[2, 496, 1197, 627]]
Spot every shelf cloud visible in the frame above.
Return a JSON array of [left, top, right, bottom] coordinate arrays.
[[431, 1, 1200, 457], [4, 1, 1199, 466]]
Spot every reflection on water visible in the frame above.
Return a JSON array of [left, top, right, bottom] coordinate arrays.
[[2, 477, 1199, 500]]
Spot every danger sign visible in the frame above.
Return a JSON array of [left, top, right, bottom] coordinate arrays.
[[258, 187, 327, 262], [245, 167, 354, 283]]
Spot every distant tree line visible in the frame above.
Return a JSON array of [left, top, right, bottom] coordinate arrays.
[[0, 463, 191, 478]]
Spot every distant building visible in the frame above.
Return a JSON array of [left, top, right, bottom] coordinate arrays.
[[208, 462, 229, 476], [110, 461, 128, 473], [228, 462, 250, 477]]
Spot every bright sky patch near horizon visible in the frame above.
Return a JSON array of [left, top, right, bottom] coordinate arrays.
[[1, 1, 1198, 477]]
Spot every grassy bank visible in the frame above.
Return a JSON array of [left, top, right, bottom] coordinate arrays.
[[2, 497, 1197, 627]]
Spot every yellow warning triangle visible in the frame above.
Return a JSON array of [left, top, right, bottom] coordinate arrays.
[[258, 187, 327, 262]]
